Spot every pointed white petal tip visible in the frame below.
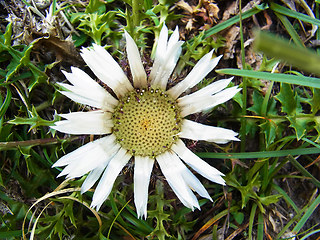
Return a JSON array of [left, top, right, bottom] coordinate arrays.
[[90, 148, 131, 212], [180, 119, 239, 144], [80, 41, 133, 97], [56, 170, 67, 178], [124, 29, 147, 87], [171, 139, 228, 187], [90, 43, 102, 51], [161, 23, 168, 33], [134, 156, 153, 219], [124, 29, 129, 38], [90, 203, 99, 211], [156, 151, 202, 210], [214, 54, 223, 62], [80, 187, 87, 194], [61, 69, 68, 77]]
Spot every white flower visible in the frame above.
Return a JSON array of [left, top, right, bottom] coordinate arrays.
[[52, 25, 240, 219]]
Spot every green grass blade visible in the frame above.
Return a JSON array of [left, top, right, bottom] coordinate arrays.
[[277, 210, 303, 238], [270, 2, 320, 26], [248, 203, 257, 240], [274, 12, 304, 47], [292, 193, 320, 234], [300, 229, 320, 240], [189, 3, 268, 43], [108, 194, 126, 227], [0, 230, 22, 238], [287, 155, 320, 188], [121, 211, 153, 234], [257, 213, 264, 240], [197, 147, 320, 159], [0, 87, 11, 120], [117, 197, 154, 233], [107, 199, 132, 239], [272, 183, 299, 213], [302, 137, 320, 149], [216, 69, 320, 89]]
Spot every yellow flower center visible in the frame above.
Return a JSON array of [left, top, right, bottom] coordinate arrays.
[[112, 87, 182, 157]]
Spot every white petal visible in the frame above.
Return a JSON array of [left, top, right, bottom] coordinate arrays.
[[167, 150, 212, 200], [59, 90, 102, 110], [81, 165, 105, 194], [167, 26, 180, 51], [156, 151, 200, 210], [125, 30, 147, 88], [61, 67, 118, 111], [63, 67, 106, 92], [134, 156, 154, 219], [52, 111, 113, 135], [180, 119, 239, 144], [52, 137, 111, 168], [150, 25, 183, 89], [167, 52, 222, 99], [58, 110, 112, 120], [154, 25, 169, 58], [91, 147, 131, 210], [81, 44, 133, 97], [178, 77, 234, 106], [180, 86, 241, 117], [60, 142, 120, 179], [151, 41, 184, 89], [54, 135, 120, 179], [149, 24, 168, 82], [181, 166, 212, 200], [172, 139, 225, 185], [53, 135, 116, 167]]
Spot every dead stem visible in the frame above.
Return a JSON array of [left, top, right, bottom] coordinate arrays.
[[0, 136, 81, 150]]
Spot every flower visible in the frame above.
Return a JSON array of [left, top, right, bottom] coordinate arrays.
[[52, 24, 240, 219]]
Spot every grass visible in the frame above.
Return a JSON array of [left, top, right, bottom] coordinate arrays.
[[1, 0, 320, 239]]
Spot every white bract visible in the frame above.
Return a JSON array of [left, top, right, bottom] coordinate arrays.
[[52, 25, 240, 219]]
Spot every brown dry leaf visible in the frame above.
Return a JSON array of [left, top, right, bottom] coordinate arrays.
[[239, 44, 263, 70], [199, 0, 219, 26], [222, 1, 238, 21], [176, 0, 196, 31], [176, 0, 219, 31], [185, 19, 194, 31], [268, 212, 277, 232], [207, 1, 219, 19], [261, 11, 273, 30], [242, 0, 261, 11], [222, 0, 265, 68], [33, 36, 83, 66], [176, 0, 193, 13], [223, 25, 240, 59]]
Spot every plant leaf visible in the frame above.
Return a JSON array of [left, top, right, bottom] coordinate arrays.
[[275, 83, 302, 116]]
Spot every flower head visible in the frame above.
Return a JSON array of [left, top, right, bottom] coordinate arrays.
[[52, 25, 240, 219]]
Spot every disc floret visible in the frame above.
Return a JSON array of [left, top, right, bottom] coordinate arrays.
[[112, 87, 182, 157]]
